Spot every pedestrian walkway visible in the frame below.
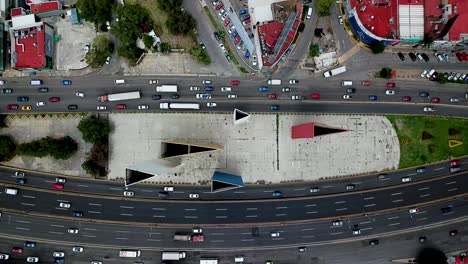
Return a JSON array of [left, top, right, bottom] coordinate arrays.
[[338, 45, 360, 64]]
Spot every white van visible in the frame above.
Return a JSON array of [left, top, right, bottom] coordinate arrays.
[[234, 256, 245, 263], [30, 79, 43, 86], [114, 79, 126, 84], [306, 7, 313, 19], [341, 80, 353, 86], [5, 188, 18, 195]]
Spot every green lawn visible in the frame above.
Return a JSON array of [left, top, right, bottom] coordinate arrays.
[[386, 115, 468, 168]]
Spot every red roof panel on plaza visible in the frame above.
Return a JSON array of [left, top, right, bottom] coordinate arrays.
[[30, 1, 60, 14], [11, 8, 24, 17], [292, 123, 315, 139], [14, 24, 46, 69], [350, 0, 398, 39]]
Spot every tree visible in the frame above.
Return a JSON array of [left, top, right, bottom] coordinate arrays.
[[157, 0, 182, 11], [421, 33, 434, 48], [309, 44, 320, 57], [315, 0, 334, 16], [76, 0, 113, 25], [0, 135, 16, 161], [379, 67, 392, 79], [159, 42, 171, 53], [190, 46, 210, 64], [297, 22, 305, 32], [369, 40, 385, 54], [86, 35, 112, 68], [89, 143, 108, 166], [166, 10, 196, 35], [77, 117, 111, 144], [143, 35, 154, 48], [82, 159, 107, 177], [16, 137, 77, 160]]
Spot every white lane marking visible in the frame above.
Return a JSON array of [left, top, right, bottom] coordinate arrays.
[[88, 203, 102, 206], [448, 188, 458, 192], [305, 204, 317, 207], [184, 216, 198, 219], [173, 191, 185, 194], [272, 238, 284, 241], [380, 178, 390, 181], [364, 204, 376, 207], [202, 191, 212, 194], [306, 211, 318, 214], [119, 206, 134, 209], [233, 191, 245, 193], [115, 237, 128, 240], [15, 227, 30, 231], [17, 220, 31, 224], [434, 167, 445, 170], [246, 208, 257, 210], [55, 207, 68, 211], [240, 232, 251, 235], [443, 212, 454, 216], [418, 187, 430, 191], [391, 192, 402, 196], [419, 194, 431, 198], [120, 213, 133, 216], [49, 231, 63, 235], [241, 239, 254, 242], [215, 208, 228, 211], [407, 173, 417, 176], [445, 181, 457, 185], [245, 215, 258, 218], [263, 190, 273, 193], [301, 235, 316, 238], [387, 216, 399, 220], [210, 233, 225, 235], [275, 206, 288, 209], [88, 211, 101, 214], [22, 195, 36, 199], [416, 210, 427, 215], [184, 208, 197, 211], [84, 228, 96, 231], [216, 216, 227, 219], [275, 214, 287, 217], [153, 215, 166, 218], [334, 201, 346, 204], [392, 199, 404, 203], [301, 228, 315, 231], [50, 224, 64, 228], [141, 190, 153, 193], [21, 203, 35, 206], [388, 222, 400, 226], [359, 221, 372, 225], [109, 187, 121, 190], [336, 208, 347, 211], [152, 208, 166, 211], [77, 184, 89, 188], [82, 234, 96, 238], [322, 185, 333, 188], [330, 232, 343, 235], [56, 199, 69, 202], [363, 197, 374, 200], [115, 230, 130, 233], [417, 217, 428, 221], [147, 238, 161, 242], [293, 188, 305, 191], [360, 227, 373, 231], [210, 240, 225, 243], [44, 180, 55, 183], [148, 232, 160, 235]]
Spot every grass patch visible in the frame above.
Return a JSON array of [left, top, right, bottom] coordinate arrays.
[[204, 6, 219, 30], [238, 66, 248, 73], [386, 115, 468, 168]]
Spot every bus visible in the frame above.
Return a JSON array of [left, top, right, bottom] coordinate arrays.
[[323, 66, 347, 77], [160, 103, 200, 110]]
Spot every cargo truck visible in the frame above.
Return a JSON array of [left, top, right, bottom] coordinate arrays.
[[162, 252, 186, 260], [174, 233, 204, 242], [119, 249, 141, 258], [156, 85, 178, 92], [97, 91, 141, 102], [267, 79, 281, 85], [323, 66, 347, 78]]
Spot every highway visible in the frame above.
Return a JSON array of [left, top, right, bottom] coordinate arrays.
[[1, 172, 467, 224], [1, 157, 467, 200]]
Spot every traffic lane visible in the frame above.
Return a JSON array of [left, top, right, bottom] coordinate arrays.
[[1, 172, 467, 224]]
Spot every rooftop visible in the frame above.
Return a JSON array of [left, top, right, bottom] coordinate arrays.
[[13, 23, 46, 69], [30, 1, 60, 13], [350, 0, 398, 39]]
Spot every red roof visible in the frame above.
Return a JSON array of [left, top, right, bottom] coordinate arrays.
[[10, 7, 24, 17], [350, 0, 398, 39], [14, 23, 46, 69], [446, 0, 468, 41], [30, 1, 60, 13], [292, 123, 315, 139]]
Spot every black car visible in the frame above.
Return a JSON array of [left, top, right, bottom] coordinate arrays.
[[226, 54, 232, 62], [346, 88, 356, 93], [158, 191, 169, 198], [213, 31, 220, 41], [419, 91, 429, 98], [16, 178, 26, 184], [369, 239, 379, 246], [152, 94, 162, 100], [421, 53, 430, 62], [72, 211, 83, 217], [397, 52, 405, 61], [408, 52, 417, 61], [67, 104, 78, 110], [17, 96, 29, 102], [171, 94, 180, 99], [199, 42, 206, 50], [441, 206, 452, 214], [1, 88, 12, 94], [38, 87, 49, 93]]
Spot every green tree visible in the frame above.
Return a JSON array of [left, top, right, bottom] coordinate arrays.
[[190, 46, 210, 64], [369, 41, 385, 54], [421, 33, 434, 48], [315, 0, 334, 16], [379, 67, 392, 79], [77, 117, 111, 144], [89, 143, 108, 166], [309, 44, 320, 57], [82, 159, 107, 177], [159, 42, 171, 53], [49, 136, 78, 160], [0, 135, 16, 161], [86, 35, 112, 68], [143, 35, 154, 48], [157, 0, 182, 11], [166, 10, 196, 35], [76, 0, 113, 25], [298, 22, 305, 33]]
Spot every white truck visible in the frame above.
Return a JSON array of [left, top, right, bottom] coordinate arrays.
[[267, 79, 282, 85], [323, 66, 347, 77], [162, 252, 186, 261], [160, 103, 200, 110], [97, 91, 141, 102], [156, 85, 178, 92], [119, 250, 141, 258]]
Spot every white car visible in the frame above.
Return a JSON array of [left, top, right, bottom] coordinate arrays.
[[68, 228, 79, 234], [221, 13, 228, 21], [420, 70, 428, 78], [91, 261, 103, 264], [59, 202, 71, 208], [149, 80, 158, 84], [193, 227, 203, 233], [228, 94, 238, 99], [164, 186, 174, 192], [219, 43, 226, 53], [252, 55, 257, 66], [352, 229, 361, 235], [282, 87, 291, 92], [97, 105, 107, 111], [343, 94, 352, 99], [289, 79, 299, 84], [202, 80, 212, 85], [138, 105, 149, 110], [75, 92, 85, 97], [56, 177, 66, 183], [409, 208, 419, 214], [338, 16, 343, 24], [270, 232, 280, 237], [105, 56, 110, 64], [0, 80, 4, 85], [0, 254, 9, 260], [106, 21, 111, 30], [218, 8, 225, 16], [423, 107, 435, 112], [207, 102, 217, 108], [36, 101, 45, 106], [84, 43, 90, 53], [196, 93, 212, 99], [291, 95, 303, 100], [190, 86, 200, 91], [123, 191, 134, 196], [385, 90, 395, 95], [221, 87, 231, 92], [26, 257, 39, 263], [72, 246, 84, 253], [15, 171, 25, 177], [401, 177, 411, 183], [332, 220, 343, 226], [189, 193, 199, 199], [53, 252, 65, 258], [449, 97, 459, 103]]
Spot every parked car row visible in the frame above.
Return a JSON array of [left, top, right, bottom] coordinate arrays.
[[423, 68, 468, 82]]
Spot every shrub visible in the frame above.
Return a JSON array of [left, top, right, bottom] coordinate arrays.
[[77, 116, 111, 144], [0, 135, 16, 161], [422, 131, 433, 140], [379, 67, 392, 79]]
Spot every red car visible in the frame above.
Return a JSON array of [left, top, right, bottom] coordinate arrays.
[[450, 160, 460, 167], [464, 52, 468, 61], [231, 80, 240, 85], [116, 104, 127, 109], [223, 18, 230, 27], [268, 94, 277, 99], [215, 3, 223, 10], [7, 104, 19, 110], [431, 97, 440, 103], [402, 96, 412, 102], [48, 97, 60, 102], [11, 247, 23, 254], [192, 235, 204, 242], [243, 19, 251, 25], [52, 183, 64, 189], [386, 82, 395, 88], [310, 93, 321, 99], [456, 52, 463, 61], [233, 35, 241, 45], [361, 81, 371, 86]]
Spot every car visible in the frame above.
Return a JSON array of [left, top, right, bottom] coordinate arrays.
[[228, 94, 238, 99], [361, 80, 371, 86], [441, 206, 452, 214], [49, 97, 60, 102], [346, 184, 355, 190], [352, 229, 361, 235], [402, 96, 412, 102], [68, 228, 79, 234], [310, 93, 321, 99], [378, 174, 387, 179], [193, 227, 203, 233], [265, 261, 274, 264], [152, 95, 162, 100], [423, 106, 435, 112], [420, 70, 428, 78], [59, 202, 71, 208], [421, 53, 430, 62], [21, 105, 31, 111], [190, 86, 200, 91], [231, 80, 240, 85], [218, 7, 226, 15], [11, 247, 23, 254], [346, 88, 356, 93], [202, 80, 212, 85], [298, 247, 307, 252], [268, 94, 277, 99], [1, 88, 12, 93], [158, 191, 169, 198], [38, 87, 49, 93], [448, 72, 456, 80], [53, 252, 65, 258], [207, 102, 217, 108], [434, 52, 444, 61], [332, 220, 343, 226], [52, 183, 64, 189], [343, 94, 352, 99], [258, 87, 270, 92], [310, 187, 320, 193], [221, 87, 231, 92], [450, 160, 460, 167], [26, 256, 39, 263], [270, 232, 280, 237], [97, 105, 107, 111], [219, 43, 226, 52], [419, 236, 427, 243], [67, 105, 78, 110], [204, 86, 214, 92], [338, 15, 343, 24], [164, 186, 174, 192], [199, 42, 206, 50], [270, 105, 280, 110], [62, 80, 72, 85], [419, 91, 429, 98], [213, 31, 220, 41], [196, 93, 211, 99], [24, 242, 36, 248], [456, 52, 463, 61], [75, 92, 85, 97], [7, 104, 19, 110], [72, 246, 84, 253], [72, 211, 83, 217], [0, 254, 9, 260], [430, 71, 439, 81], [33, 101, 44, 107], [252, 55, 257, 66], [401, 177, 411, 183], [215, 2, 223, 10], [409, 208, 419, 214], [449, 230, 458, 236], [385, 90, 395, 95], [442, 53, 450, 61], [0, 80, 4, 85], [453, 73, 462, 81], [282, 87, 291, 92], [16, 178, 26, 184], [408, 52, 417, 61], [123, 191, 134, 196], [189, 193, 199, 199], [397, 52, 405, 61], [368, 95, 378, 101], [450, 167, 461, 173], [272, 191, 282, 197], [17, 96, 29, 102], [386, 82, 396, 88], [291, 95, 304, 100], [416, 167, 426, 173], [430, 97, 440, 103], [369, 239, 380, 246], [149, 80, 158, 84], [225, 54, 232, 62], [105, 56, 111, 64], [84, 43, 90, 53], [138, 105, 149, 110], [221, 13, 228, 21], [14, 171, 25, 178], [289, 79, 299, 84], [224, 18, 231, 27], [171, 94, 180, 99]]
